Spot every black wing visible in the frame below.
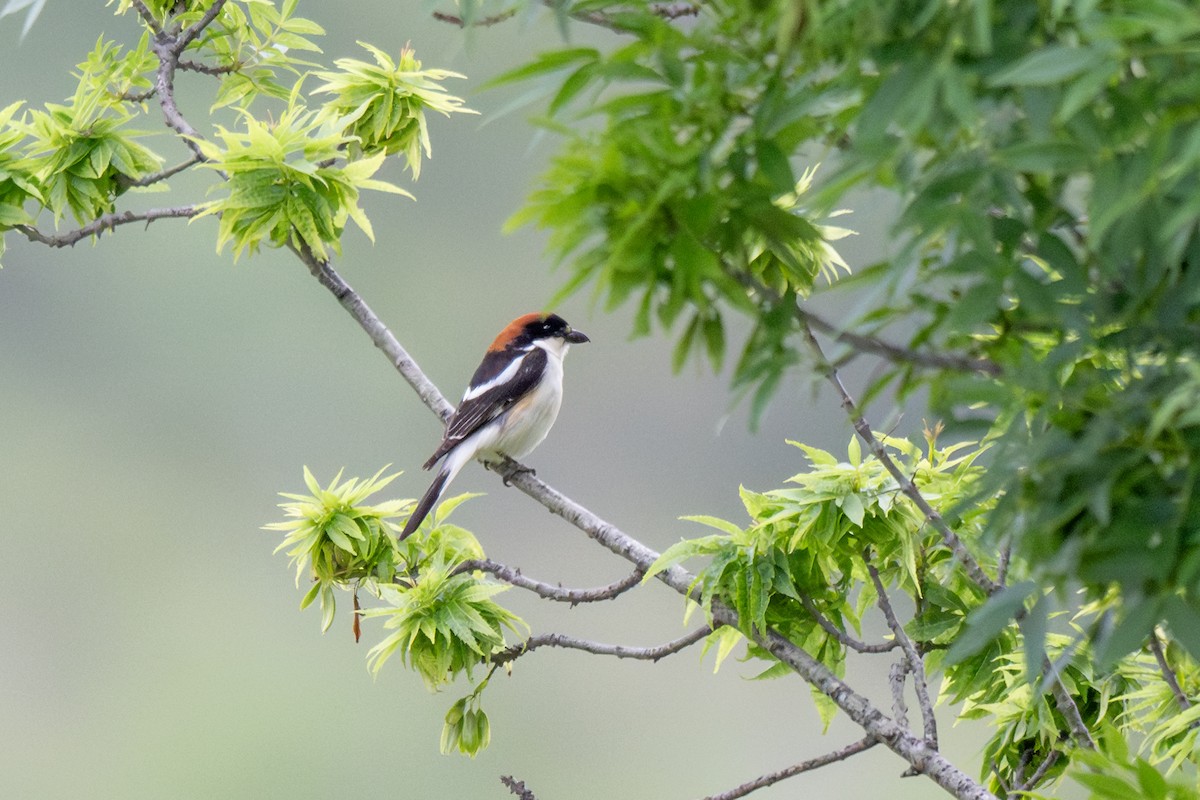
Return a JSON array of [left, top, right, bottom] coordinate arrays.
[[422, 347, 547, 469]]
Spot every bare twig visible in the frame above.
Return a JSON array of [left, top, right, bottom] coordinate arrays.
[[1037, 638, 1096, 750], [176, 0, 228, 53], [433, 1, 699, 34], [800, 593, 897, 654], [889, 661, 911, 731], [1048, 678, 1095, 749], [652, 3, 701, 21], [15, 206, 202, 248], [728, 266, 999, 376], [118, 87, 157, 103], [178, 58, 238, 76], [799, 320, 1000, 594], [151, 40, 206, 159], [866, 558, 938, 748], [431, 9, 517, 27], [799, 304, 1001, 376], [1013, 749, 1061, 793], [456, 559, 644, 605], [1149, 631, 1193, 713], [996, 542, 1012, 587], [129, 0, 164, 35], [492, 626, 711, 666], [699, 736, 878, 800], [501, 776, 538, 800], [116, 153, 203, 190]]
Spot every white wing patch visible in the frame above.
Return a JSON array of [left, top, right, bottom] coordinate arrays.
[[462, 350, 529, 401]]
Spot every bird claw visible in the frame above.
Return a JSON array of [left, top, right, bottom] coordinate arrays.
[[500, 459, 536, 486]]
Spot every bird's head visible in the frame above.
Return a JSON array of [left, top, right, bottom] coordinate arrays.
[[489, 313, 590, 352]]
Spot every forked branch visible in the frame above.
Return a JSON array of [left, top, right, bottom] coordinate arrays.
[[457, 558, 644, 604], [492, 626, 711, 666]]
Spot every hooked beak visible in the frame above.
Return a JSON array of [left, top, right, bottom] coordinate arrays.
[[565, 329, 590, 344]]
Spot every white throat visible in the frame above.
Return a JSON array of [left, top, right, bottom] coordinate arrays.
[[533, 337, 570, 361]]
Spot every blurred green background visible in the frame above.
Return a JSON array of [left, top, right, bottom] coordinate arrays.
[[0, 3, 986, 798]]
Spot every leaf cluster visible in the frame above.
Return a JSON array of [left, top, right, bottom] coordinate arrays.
[[267, 468, 524, 752], [0, 38, 164, 240], [313, 42, 476, 179], [1, 1, 473, 268], [194, 104, 408, 260], [649, 433, 993, 727]]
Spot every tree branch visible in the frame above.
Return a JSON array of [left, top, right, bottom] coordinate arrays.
[[175, 0, 227, 53], [799, 304, 1001, 377], [799, 593, 897, 654], [115, 153, 203, 190], [865, 557, 938, 749], [1013, 749, 1061, 793], [798, 318, 1000, 594], [15, 205, 202, 248], [889, 661, 911, 731], [129, 0, 164, 35], [699, 736, 878, 800], [151, 39, 206, 159], [456, 558, 644, 605], [178, 58, 238, 76], [1149, 631, 1193, 714], [433, 1, 699, 33], [431, 9, 517, 27], [298, 250, 999, 800], [493, 626, 711, 666], [501, 776, 538, 800]]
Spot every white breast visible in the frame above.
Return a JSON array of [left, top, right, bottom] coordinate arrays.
[[486, 338, 570, 460]]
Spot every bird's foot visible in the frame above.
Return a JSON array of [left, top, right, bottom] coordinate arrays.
[[499, 457, 536, 486]]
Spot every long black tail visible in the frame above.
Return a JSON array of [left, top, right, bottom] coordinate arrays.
[[398, 468, 449, 541]]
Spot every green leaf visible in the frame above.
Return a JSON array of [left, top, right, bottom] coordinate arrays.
[[945, 581, 1036, 665], [988, 46, 1110, 87], [679, 515, 743, 537]]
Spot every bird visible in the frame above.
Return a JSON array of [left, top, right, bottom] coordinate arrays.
[[398, 312, 590, 540]]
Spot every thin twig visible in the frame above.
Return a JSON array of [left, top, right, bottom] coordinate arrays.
[[492, 626, 711, 666], [699, 736, 878, 800], [115, 153, 203, 190], [118, 87, 157, 103], [800, 593, 897, 653], [15, 206, 202, 248], [1149, 631, 1193, 713], [129, 0, 164, 35], [866, 558, 938, 748], [433, 1, 699, 34], [456, 559, 644, 605], [431, 9, 516, 27], [1037, 637, 1096, 750], [500, 776, 538, 800], [151, 39, 206, 159], [178, 58, 238, 76], [800, 304, 1001, 376], [1014, 749, 1061, 793], [728, 266, 999, 376], [996, 542, 1012, 587], [799, 319, 1000, 594], [175, 0, 228, 53]]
